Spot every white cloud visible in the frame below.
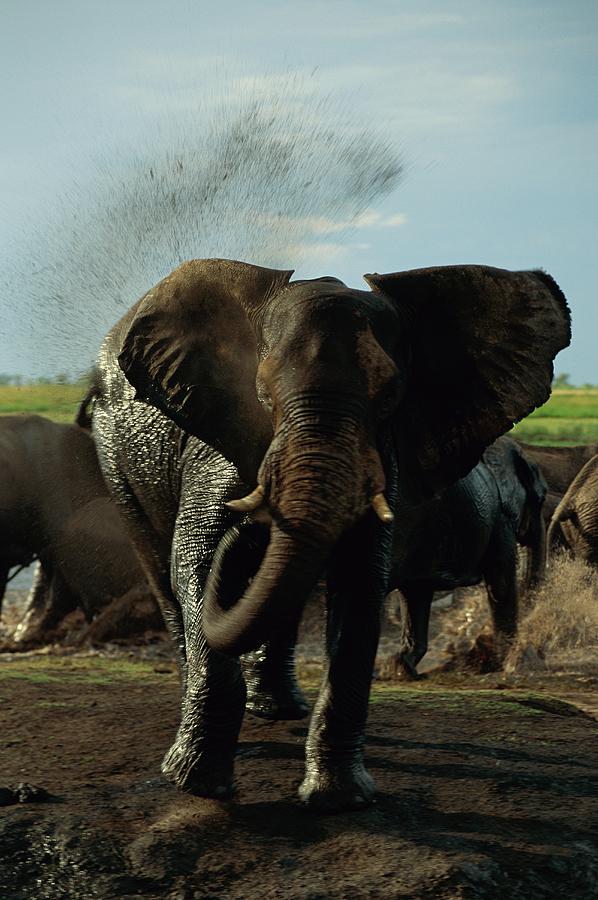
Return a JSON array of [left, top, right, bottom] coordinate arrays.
[[254, 209, 407, 236], [384, 213, 408, 227], [289, 240, 375, 267], [288, 241, 350, 263]]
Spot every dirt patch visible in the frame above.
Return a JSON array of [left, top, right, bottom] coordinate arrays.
[[1, 658, 597, 899]]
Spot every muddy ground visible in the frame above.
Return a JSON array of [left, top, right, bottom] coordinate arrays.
[[1, 586, 598, 899], [0, 659, 597, 899]]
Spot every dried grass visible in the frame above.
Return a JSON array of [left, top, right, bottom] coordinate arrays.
[[506, 553, 598, 672]]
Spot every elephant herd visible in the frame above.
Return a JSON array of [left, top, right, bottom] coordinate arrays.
[[0, 414, 161, 645], [2, 257, 595, 811]]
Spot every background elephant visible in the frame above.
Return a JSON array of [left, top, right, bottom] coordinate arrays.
[[390, 435, 547, 677], [514, 440, 598, 523], [91, 258, 569, 811], [0, 414, 155, 644], [547, 453, 598, 566]]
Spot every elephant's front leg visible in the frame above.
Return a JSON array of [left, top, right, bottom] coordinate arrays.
[[161, 477, 246, 798], [161, 615, 246, 798], [299, 516, 393, 812]]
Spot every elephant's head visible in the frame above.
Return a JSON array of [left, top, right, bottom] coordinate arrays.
[[118, 258, 570, 654]]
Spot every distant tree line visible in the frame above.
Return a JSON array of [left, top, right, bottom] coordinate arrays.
[[0, 373, 89, 387], [552, 373, 598, 390]]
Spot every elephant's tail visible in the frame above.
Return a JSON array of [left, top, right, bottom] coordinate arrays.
[[75, 369, 102, 430]]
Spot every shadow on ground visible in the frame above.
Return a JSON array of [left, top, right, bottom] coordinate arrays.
[[0, 656, 597, 899]]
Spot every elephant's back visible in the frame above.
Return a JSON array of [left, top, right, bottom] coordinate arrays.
[[517, 441, 598, 496], [566, 453, 598, 502], [0, 415, 94, 511], [563, 454, 598, 546]]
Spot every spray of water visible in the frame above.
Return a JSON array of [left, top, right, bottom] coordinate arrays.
[[3, 78, 402, 379]]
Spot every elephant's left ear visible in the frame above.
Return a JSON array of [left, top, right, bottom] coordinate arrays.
[[118, 258, 293, 483], [365, 265, 571, 500]]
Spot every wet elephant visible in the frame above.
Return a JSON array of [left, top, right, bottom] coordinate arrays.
[[390, 435, 548, 677], [90, 258, 569, 810], [0, 414, 154, 643]]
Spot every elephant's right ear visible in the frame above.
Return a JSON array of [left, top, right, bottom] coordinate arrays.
[[118, 258, 293, 482], [365, 265, 571, 501]]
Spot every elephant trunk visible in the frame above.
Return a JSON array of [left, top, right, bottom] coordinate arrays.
[[202, 520, 331, 656], [202, 419, 375, 656]]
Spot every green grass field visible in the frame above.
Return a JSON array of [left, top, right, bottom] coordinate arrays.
[[0, 384, 86, 423], [1, 385, 598, 445], [510, 390, 598, 444]]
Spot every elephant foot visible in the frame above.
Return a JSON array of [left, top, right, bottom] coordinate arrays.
[[298, 763, 376, 813], [242, 651, 310, 720], [11, 621, 50, 646], [161, 742, 235, 800], [245, 683, 310, 721], [392, 653, 423, 681], [467, 633, 504, 673]]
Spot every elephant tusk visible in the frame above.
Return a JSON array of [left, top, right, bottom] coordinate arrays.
[[372, 493, 394, 523], [226, 484, 266, 513]]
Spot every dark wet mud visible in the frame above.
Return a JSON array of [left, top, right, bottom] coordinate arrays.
[[1, 656, 597, 899]]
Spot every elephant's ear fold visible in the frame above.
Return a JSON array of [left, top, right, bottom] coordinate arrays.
[[118, 258, 293, 481], [365, 266, 571, 501]]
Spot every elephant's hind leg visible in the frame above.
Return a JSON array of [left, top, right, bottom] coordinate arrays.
[[484, 525, 519, 666], [392, 585, 433, 680], [12, 563, 77, 645], [241, 615, 310, 720]]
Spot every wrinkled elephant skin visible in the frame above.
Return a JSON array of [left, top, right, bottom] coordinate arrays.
[[548, 453, 598, 566], [90, 257, 570, 811], [390, 435, 548, 677]]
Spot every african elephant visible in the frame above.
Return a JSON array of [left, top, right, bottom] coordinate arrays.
[[90, 258, 569, 811], [0, 414, 151, 644], [547, 453, 598, 565], [514, 440, 598, 523], [390, 435, 548, 677]]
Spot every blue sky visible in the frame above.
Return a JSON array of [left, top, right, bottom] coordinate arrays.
[[1, 0, 596, 381]]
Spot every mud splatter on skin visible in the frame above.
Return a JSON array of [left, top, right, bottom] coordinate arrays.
[[5, 79, 402, 379]]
